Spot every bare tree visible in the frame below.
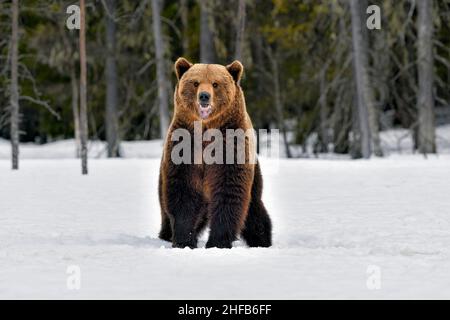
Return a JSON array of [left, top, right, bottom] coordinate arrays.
[[79, 0, 88, 174], [267, 47, 292, 158], [234, 0, 246, 61], [151, 0, 169, 138], [57, 24, 81, 158], [180, 0, 189, 55], [105, 0, 120, 157], [10, 0, 19, 170], [199, 0, 216, 63], [372, 8, 390, 132], [317, 67, 329, 153], [417, 0, 436, 154], [360, 0, 382, 157], [70, 65, 81, 158], [350, 0, 372, 159]]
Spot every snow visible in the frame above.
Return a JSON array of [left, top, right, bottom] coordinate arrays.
[[1, 155, 450, 299], [1, 126, 450, 299], [0, 139, 164, 159], [379, 124, 450, 155]]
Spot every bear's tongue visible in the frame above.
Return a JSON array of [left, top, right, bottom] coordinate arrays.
[[198, 103, 212, 119]]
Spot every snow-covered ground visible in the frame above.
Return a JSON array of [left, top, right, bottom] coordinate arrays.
[[0, 139, 164, 159], [1, 127, 450, 299], [1, 156, 450, 299]]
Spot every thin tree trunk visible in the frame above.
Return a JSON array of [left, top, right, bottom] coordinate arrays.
[[180, 0, 189, 55], [350, 0, 372, 159], [199, 0, 216, 63], [105, 0, 120, 157], [70, 65, 81, 158], [373, 11, 390, 130], [417, 0, 436, 154], [79, 0, 88, 174], [10, 0, 19, 170], [253, 32, 264, 154], [234, 0, 246, 61], [271, 52, 292, 158], [367, 86, 382, 156], [151, 0, 170, 138], [318, 67, 329, 153], [351, 89, 362, 158], [360, 0, 382, 157], [254, 33, 264, 95]]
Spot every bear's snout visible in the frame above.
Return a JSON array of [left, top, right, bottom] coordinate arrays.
[[198, 91, 210, 104], [198, 90, 212, 119]]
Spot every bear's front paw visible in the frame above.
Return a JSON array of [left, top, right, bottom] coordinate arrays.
[[159, 230, 172, 243], [205, 239, 232, 249], [172, 240, 197, 249]]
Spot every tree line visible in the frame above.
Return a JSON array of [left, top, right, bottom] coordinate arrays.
[[0, 0, 449, 171]]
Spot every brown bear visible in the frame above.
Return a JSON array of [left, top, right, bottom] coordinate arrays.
[[158, 57, 272, 249]]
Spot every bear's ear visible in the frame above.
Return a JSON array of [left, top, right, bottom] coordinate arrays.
[[174, 57, 193, 80], [226, 60, 244, 84]]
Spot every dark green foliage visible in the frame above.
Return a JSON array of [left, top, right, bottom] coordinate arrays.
[[0, 0, 448, 153]]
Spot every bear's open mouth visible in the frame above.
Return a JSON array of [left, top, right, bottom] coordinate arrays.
[[198, 103, 212, 119]]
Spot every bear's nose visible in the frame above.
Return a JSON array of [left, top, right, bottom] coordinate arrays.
[[199, 91, 210, 103]]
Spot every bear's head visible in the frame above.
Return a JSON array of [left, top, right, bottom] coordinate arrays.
[[174, 57, 243, 121]]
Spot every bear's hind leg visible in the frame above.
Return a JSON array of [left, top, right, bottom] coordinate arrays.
[[241, 199, 272, 248], [158, 212, 172, 242], [158, 171, 172, 242], [241, 161, 272, 247]]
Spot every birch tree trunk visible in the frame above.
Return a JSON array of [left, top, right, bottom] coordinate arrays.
[[417, 0, 436, 154], [318, 68, 329, 153], [10, 0, 19, 170], [234, 0, 246, 62], [373, 12, 390, 130], [105, 0, 120, 157], [151, 0, 170, 139], [270, 51, 292, 158], [79, 0, 88, 174], [350, 0, 372, 159], [351, 90, 362, 158], [361, 0, 382, 157], [253, 32, 264, 154], [199, 0, 216, 63], [70, 65, 81, 158], [180, 0, 189, 55]]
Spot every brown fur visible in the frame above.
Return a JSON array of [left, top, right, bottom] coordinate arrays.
[[158, 57, 272, 248]]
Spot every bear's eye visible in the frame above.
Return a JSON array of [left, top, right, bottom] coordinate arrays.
[[193, 81, 199, 87], [213, 82, 218, 88]]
